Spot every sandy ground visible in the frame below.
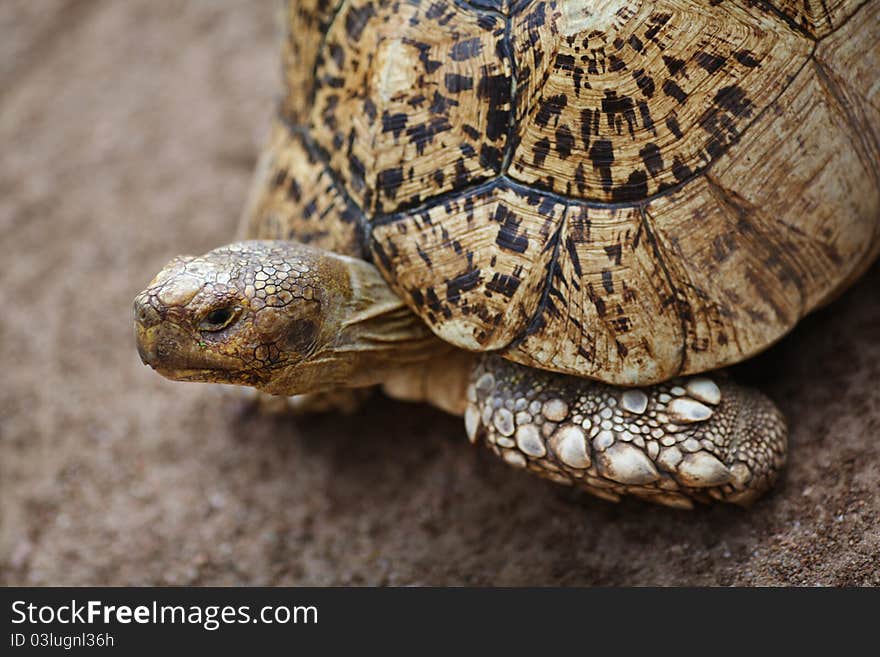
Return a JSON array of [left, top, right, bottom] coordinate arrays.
[[1, 1, 878, 586]]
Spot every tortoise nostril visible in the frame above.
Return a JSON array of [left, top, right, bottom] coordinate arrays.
[[134, 296, 161, 328]]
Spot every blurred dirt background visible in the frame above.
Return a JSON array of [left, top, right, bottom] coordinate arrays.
[[1, 0, 878, 586]]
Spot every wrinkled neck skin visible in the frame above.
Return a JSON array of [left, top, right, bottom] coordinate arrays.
[[258, 248, 453, 396]]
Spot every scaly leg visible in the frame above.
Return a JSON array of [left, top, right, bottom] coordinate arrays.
[[465, 357, 787, 508]]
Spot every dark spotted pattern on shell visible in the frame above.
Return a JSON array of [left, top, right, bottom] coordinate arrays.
[[246, 0, 880, 385], [372, 179, 566, 350], [281, 0, 343, 124], [750, 0, 866, 38], [311, 0, 514, 215], [242, 122, 366, 257], [509, 0, 810, 201]]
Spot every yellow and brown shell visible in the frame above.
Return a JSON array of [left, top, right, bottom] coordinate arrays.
[[244, 0, 880, 385]]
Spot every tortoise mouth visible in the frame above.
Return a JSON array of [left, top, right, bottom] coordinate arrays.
[[134, 319, 245, 381], [153, 366, 233, 382], [144, 360, 258, 385]]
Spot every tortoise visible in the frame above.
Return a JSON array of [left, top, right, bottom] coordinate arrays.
[[134, 0, 880, 508]]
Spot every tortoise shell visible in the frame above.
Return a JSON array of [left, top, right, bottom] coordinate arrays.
[[243, 0, 880, 385]]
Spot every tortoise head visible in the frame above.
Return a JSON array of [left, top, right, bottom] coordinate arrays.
[[133, 240, 440, 395], [134, 241, 332, 392]]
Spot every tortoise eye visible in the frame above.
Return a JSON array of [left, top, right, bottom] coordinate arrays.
[[199, 306, 239, 332]]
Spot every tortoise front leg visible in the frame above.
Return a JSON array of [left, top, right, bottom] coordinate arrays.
[[465, 357, 787, 508]]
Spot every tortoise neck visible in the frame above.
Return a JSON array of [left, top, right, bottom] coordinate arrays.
[[332, 255, 454, 388], [262, 248, 452, 395]]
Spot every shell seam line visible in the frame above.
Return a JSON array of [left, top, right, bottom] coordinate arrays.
[[820, 0, 872, 37], [811, 57, 880, 190], [737, 1, 821, 40], [707, 170, 839, 314], [637, 205, 689, 377], [307, 0, 350, 111], [279, 116, 374, 261], [818, 0, 833, 31], [505, 205, 568, 354], [810, 53, 880, 271], [703, 173, 808, 321], [736, 0, 871, 40], [500, 4, 518, 174], [458, 0, 507, 17]]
